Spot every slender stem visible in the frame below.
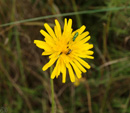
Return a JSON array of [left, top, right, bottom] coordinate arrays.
[[1, 6, 130, 27], [86, 79, 93, 113], [71, 0, 82, 27], [50, 66, 55, 113]]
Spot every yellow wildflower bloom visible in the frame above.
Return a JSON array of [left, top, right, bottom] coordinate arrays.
[[34, 18, 94, 83]]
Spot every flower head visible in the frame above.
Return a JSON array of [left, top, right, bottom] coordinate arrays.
[[34, 18, 94, 83]]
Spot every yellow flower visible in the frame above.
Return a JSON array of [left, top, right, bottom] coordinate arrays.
[[34, 18, 94, 83]]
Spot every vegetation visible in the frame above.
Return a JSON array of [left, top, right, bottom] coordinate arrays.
[[0, 0, 130, 113]]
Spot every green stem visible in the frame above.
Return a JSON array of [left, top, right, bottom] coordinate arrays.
[[1, 6, 130, 27], [71, 0, 82, 27], [50, 67, 55, 113], [12, 0, 25, 84]]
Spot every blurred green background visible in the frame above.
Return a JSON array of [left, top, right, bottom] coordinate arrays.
[[0, 0, 130, 113]]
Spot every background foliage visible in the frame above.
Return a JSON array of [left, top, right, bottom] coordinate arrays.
[[0, 0, 130, 113]]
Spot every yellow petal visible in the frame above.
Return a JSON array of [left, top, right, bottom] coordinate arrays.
[[63, 19, 72, 37], [70, 61, 82, 78], [76, 43, 93, 51], [72, 51, 94, 59], [78, 25, 86, 34], [72, 52, 87, 58], [66, 63, 75, 82], [73, 59, 86, 73], [85, 56, 94, 59], [75, 57, 91, 69], [51, 58, 61, 79], [61, 63, 66, 83], [77, 54, 94, 59], [42, 51, 53, 55], [55, 19, 61, 38], [56, 58, 61, 78], [60, 55, 67, 83], [34, 40, 51, 51], [49, 52, 59, 59], [40, 30, 55, 46], [40, 30, 55, 47], [75, 31, 89, 42], [44, 23, 57, 41], [62, 69, 66, 83], [51, 66, 57, 79], [67, 19, 72, 30], [72, 25, 86, 35], [42, 56, 57, 71], [79, 36, 91, 44], [63, 18, 67, 31], [82, 44, 94, 50], [85, 51, 94, 55]]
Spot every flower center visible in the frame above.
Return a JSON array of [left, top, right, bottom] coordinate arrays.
[[55, 39, 72, 55]]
